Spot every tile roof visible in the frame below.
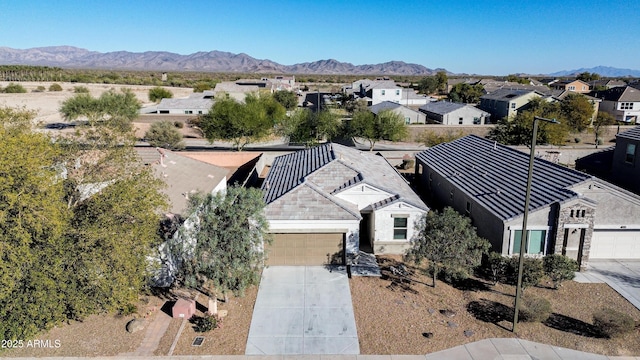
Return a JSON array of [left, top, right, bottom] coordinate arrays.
[[616, 126, 640, 142], [262, 143, 428, 220], [157, 97, 213, 110], [416, 135, 592, 220], [480, 88, 539, 101], [419, 101, 466, 115], [369, 101, 402, 114]]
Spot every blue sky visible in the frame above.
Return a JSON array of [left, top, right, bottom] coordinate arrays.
[[2, 0, 639, 75]]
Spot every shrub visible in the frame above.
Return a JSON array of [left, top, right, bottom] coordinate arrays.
[[49, 83, 63, 91], [519, 296, 552, 323], [416, 130, 464, 147], [74, 85, 90, 93], [33, 86, 46, 93], [483, 252, 507, 285], [118, 303, 138, 316], [191, 314, 219, 332], [3, 83, 27, 93], [593, 308, 635, 338], [574, 137, 581, 143], [148, 86, 173, 102], [174, 121, 184, 129], [144, 120, 185, 150], [596, 138, 604, 145], [543, 254, 578, 289], [505, 256, 544, 291]]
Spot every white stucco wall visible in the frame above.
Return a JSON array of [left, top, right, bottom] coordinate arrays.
[[371, 202, 427, 255]]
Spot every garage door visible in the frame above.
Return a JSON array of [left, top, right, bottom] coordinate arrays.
[[590, 230, 640, 259], [266, 233, 344, 266]]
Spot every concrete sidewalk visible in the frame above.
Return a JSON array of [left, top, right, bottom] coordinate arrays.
[[8, 338, 639, 359], [574, 259, 640, 310]]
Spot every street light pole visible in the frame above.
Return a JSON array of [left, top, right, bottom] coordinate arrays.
[[512, 116, 558, 333]]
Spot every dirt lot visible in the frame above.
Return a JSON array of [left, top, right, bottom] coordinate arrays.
[[351, 256, 640, 356]]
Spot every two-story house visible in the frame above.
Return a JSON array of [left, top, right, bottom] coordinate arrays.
[[550, 79, 590, 93], [479, 89, 543, 121], [592, 85, 640, 123]]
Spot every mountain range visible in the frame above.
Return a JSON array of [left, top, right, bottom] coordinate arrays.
[[549, 66, 640, 78], [0, 46, 445, 76]]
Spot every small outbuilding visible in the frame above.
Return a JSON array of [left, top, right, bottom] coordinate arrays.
[[172, 298, 196, 319]]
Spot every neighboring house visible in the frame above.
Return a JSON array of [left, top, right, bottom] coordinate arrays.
[[140, 91, 214, 115], [479, 80, 550, 95], [370, 101, 426, 124], [415, 135, 640, 268], [479, 89, 543, 120], [589, 79, 627, 90], [213, 81, 260, 102], [400, 88, 435, 106], [136, 147, 228, 215], [610, 126, 640, 193], [419, 101, 490, 125], [347, 79, 402, 105], [446, 78, 480, 93], [591, 86, 640, 123], [261, 143, 429, 266], [550, 79, 590, 93]]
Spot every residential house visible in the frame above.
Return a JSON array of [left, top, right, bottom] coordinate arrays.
[[213, 81, 261, 102], [400, 88, 435, 106], [551, 90, 601, 123], [140, 91, 214, 115], [261, 143, 429, 265], [610, 126, 640, 193], [348, 78, 432, 106], [419, 101, 490, 125], [370, 101, 426, 124], [590, 79, 627, 90], [479, 89, 544, 120], [479, 80, 550, 95], [550, 79, 590, 93], [415, 135, 640, 268], [591, 85, 640, 123]]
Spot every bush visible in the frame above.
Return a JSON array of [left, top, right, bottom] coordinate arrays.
[[593, 308, 635, 338], [118, 303, 138, 316], [49, 83, 63, 92], [144, 120, 185, 150], [543, 254, 578, 289], [482, 252, 507, 285], [74, 85, 90, 93], [596, 138, 604, 145], [416, 130, 464, 147], [574, 137, 581, 143], [3, 83, 27, 93], [191, 314, 219, 333], [174, 121, 184, 128], [33, 86, 46, 93], [519, 296, 552, 323], [148, 86, 173, 102], [505, 256, 544, 291]]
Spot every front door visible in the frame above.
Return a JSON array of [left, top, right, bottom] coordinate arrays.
[[562, 228, 584, 265]]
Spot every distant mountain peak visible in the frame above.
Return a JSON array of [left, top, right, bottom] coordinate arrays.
[[0, 46, 442, 75], [550, 66, 640, 77]]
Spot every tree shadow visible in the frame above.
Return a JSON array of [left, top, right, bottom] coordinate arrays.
[[451, 277, 492, 292], [543, 313, 605, 338], [467, 299, 513, 331]]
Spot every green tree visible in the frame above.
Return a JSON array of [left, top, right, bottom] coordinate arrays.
[[276, 108, 341, 147], [417, 76, 438, 95], [175, 186, 271, 302], [344, 98, 369, 115], [193, 81, 217, 93], [73, 85, 90, 93], [435, 71, 448, 93], [543, 254, 578, 289], [560, 93, 595, 132], [416, 129, 464, 147], [448, 83, 484, 103], [49, 83, 63, 91], [148, 86, 173, 102], [349, 109, 407, 150], [273, 90, 299, 110], [507, 75, 530, 84], [593, 112, 616, 147], [488, 98, 569, 146], [577, 72, 600, 82], [405, 207, 490, 287], [506, 256, 544, 291], [200, 93, 284, 151], [144, 120, 185, 150], [3, 83, 27, 93]]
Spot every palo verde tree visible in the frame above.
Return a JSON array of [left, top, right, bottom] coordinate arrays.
[[272, 90, 299, 110], [148, 86, 173, 102], [348, 109, 408, 150], [175, 186, 271, 303], [405, 207, 490, 287], [144, 120, 185, 150], [448, 83, 484, 103], [276, 108, 342, 147], [200, 93, 285, 151]]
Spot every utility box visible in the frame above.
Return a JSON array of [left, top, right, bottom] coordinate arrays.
[[172, 298, 196, 319]]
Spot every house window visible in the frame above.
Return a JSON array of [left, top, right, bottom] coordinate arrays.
[[473, 117, 481, 125], [450, 189, 454, 200], [405, 117, 411, 124], [568, 86, 576, 91], [626, 143, 636, 164], [466, 201, 471, 215], [620, 102, 634, 110], [396, 90, 400, 96], [458, 117, 464, 125], [510, 102, 516, 109], [381, 90, 386, 96], [512, 230, 547, 255], [184, 110, 193, 114], [393, 217, 408, 240], [198, 111, 203, 114]]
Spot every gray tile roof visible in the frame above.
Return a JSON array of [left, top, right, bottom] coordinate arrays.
[[369, 101, 402, 114], [592, 86, 640, 102], [419, 101, 466, 115], [480, 88, 538, 101], [157, 97, 213, 110], [262, 143, 428, 220], [616, 126, 640, 142], [416, 136, 592, 220]]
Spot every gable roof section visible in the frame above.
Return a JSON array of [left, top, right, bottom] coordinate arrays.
[[157, 97, 213, 110], [480, 89, 539, 102], [416, 135, 592, 220], [262, 143, 428, 219], [616, 126, 640, 142], [369, 101, 402, 114], [592, 86, 640, 102], [420, 101, 465, 115]]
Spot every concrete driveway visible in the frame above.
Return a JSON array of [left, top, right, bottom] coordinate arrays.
[[245, 266, 359, 355], [575, 259, 640, 310]]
